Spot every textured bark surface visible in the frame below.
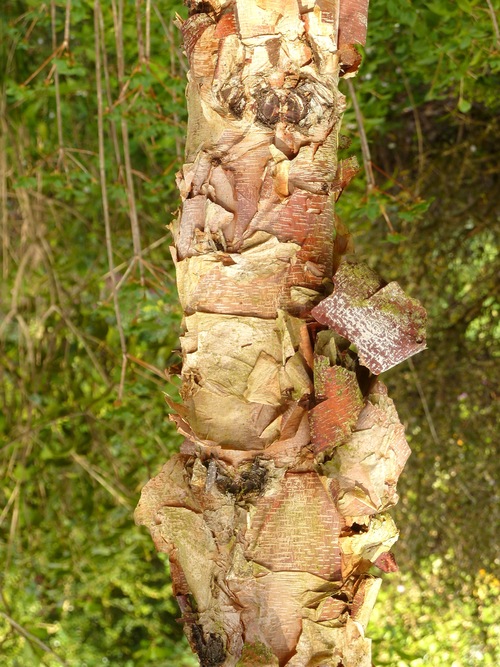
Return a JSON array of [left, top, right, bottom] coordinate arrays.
[[135, 2, 426, 665]]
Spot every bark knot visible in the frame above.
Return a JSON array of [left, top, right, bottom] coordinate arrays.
[[256, 88, 308, 127]]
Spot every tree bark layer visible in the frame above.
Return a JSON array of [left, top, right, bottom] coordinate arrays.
[[136, 2, 426, 665]]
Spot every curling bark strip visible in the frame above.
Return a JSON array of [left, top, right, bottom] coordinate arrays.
[[135, 2, 426, 665]]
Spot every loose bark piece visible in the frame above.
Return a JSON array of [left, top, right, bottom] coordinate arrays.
[[312, 260, 427, 374], [324, 382, 411, 516], [338, 0, 369, 46], [136, 2, 426, 665], [373, 551, 399, 573], [309, 362, 364, 454]]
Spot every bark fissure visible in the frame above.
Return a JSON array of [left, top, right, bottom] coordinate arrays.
[[136, 2, 426, 665]]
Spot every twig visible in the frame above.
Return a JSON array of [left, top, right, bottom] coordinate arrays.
[[0, 484, 20, 528], [63, 0, 71, 46], [0, 91, 8, 280], [71, 452, 131, 508], [1, 411, 91, 453], [346, 79, 375, 193], [486, 0, 500, 48], [136, 0, 145, 63], [379, 205, 395, 233], [15, 313, 35, 369], [121, 120, 144, 285], [55, 305, 111, 385], [95, 0, 128, 401], [407, 358, 439, 446], [371, 163, 420, 200], [114, 255, 137, 293], [64, 150, 94, 178], [145, 0, 151, 63], [407, 358, 476, 504], [21, 45, 65, 87], [97, 7, 122, 169], [112, 0, 145, 286], [401, 69, 425, 192], [127, 352, 167, 380], [0, 611, 68, 666], [50, 0, 68, 172], [9, 244, 36, 312], [100, 233, 170, 280], [6, 488, 19, 576], [167, 18, 184, 160]]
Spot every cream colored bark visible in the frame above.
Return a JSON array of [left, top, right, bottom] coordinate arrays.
[[136, 2, 425, 665]]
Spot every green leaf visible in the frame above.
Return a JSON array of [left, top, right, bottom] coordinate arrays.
[[458, 97, 472, 113], [386, 233, 407, 244]]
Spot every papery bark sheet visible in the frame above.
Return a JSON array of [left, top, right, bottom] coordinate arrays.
[[136, 2, 426, 665]]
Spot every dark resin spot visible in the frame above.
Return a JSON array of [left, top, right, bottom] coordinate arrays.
[[257, 90, 281, 126], [191, 624, 226, 667], [283, 91, 307, 123]]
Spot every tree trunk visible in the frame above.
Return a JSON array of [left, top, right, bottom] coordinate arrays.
[[135, 1, 426, 665]]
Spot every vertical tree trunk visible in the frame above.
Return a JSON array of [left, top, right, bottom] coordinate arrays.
[[136, 2, 426, 665]]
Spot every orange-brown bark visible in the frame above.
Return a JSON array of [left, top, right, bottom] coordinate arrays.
[[135, 2, 426, 665]]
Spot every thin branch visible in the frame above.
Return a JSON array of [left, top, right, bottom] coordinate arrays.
[[407, 358, 439, 446], [1, 411, 91, 453], [0, 90, 8, 280], [15, 313, 35, 369], [100, 233, 170, 280], [10, 244, 36, 312], [97, 7, 122, 169], [112, 0, 145, 286], [379, 205, 395, 233], [167, 17, 184, 160], [50, 1, 66, 171], [63, 0, 71, 47], [127, 352, 168, 380], [71, 452, 131, 508], [55, 305, 111, 386], [153, 3, 188, 76], [95, 0, 128, 401], [401, 69, 425, 192], [145, 0, 151, 62], [0, 611, 68, 666], [113, 255, 138, 293], [136, 0, 145, 63], [121, 120, 144, 285], [0, 484, 20, 528], [21, 44, 65, 87], [486, 0, 500, 48], [64, 150, 94, 178], [6, 487, 19, 575], [346, 79, 375, 193], [407, 358, 477, 504]]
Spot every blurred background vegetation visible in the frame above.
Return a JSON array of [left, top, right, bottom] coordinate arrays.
[[0, 1, 498, 665]]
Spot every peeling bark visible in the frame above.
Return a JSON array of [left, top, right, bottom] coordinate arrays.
[[136, 2, 426, 665]]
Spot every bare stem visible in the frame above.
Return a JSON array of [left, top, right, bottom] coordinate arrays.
[[407, 358, 439, 446], [0, 91, 8, 280], [401, 69, 425, 194], [63, 0, 71, 46], [136, 0, 145, 63], [346, 78, 375, 193], [145, 0, 151, 63], [112, 0, 145, 286], [0, 611, 68, 665], [71, 452, 131, 508], [98, 7, 122, 170], [95, 0, 128, 401], [486, 0, 500, 48], [50, 0, 67, 171]]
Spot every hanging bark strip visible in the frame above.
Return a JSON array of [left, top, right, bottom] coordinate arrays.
[[136, 2, 425, 666]]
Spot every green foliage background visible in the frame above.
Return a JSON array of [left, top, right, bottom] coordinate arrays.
[[0, 1, 498, 665]]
